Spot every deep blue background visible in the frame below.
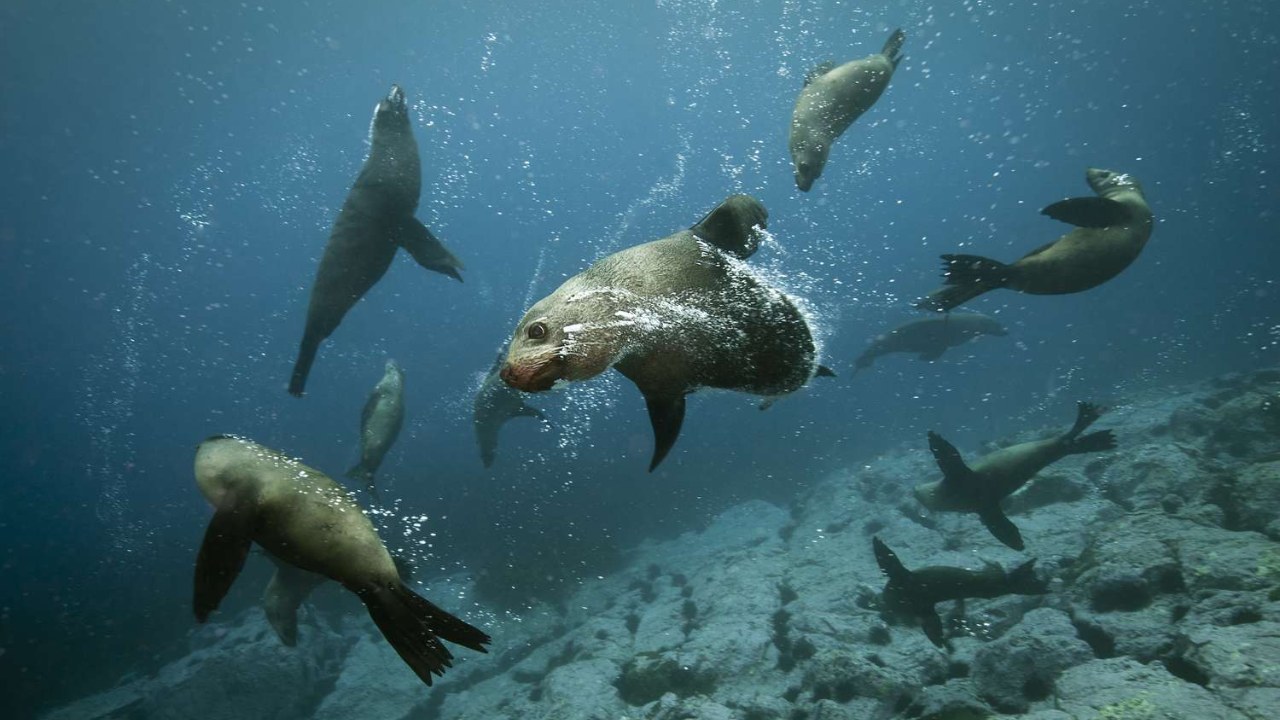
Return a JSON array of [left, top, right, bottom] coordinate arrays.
[[1, 1, 1277, 715]]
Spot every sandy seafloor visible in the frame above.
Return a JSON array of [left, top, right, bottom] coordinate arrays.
[[42, 366, 1280, 720]]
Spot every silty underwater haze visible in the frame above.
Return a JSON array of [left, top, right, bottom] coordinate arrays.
[[1, 0, 1278, 717]]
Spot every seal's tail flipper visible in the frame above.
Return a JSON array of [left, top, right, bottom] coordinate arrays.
[[289, 336, 321, 397], [398, 218, 465, 282], [978, 505, 1025, 551], [1065, 401, 1104, 439], [1066, 429, 1116, 456], [645, 394, 686, 471], [882, 28, 906, 69], [914, 254, 1011, 312], [193, 502, 256, 622], [359, 583, 491, 687], [1007, 558, 1049, 595]]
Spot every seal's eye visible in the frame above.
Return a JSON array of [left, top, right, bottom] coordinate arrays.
[[527, 322, 547, 340]]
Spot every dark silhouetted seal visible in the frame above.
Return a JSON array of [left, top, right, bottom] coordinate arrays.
[[500, 195, 831, 470], [915, 402, 1116, 550], [474, 347, 545, 468], [855, 313, 1007, 374], [193, 435, 489, 684], [347, 359, 405, 498], [789, 28, 905, 191], [918, 168, 1153, 311], [289, 85, 463, 396], [872, 537, 1047, 648]]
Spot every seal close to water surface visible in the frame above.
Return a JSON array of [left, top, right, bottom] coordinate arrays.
[[192, 435, 489, 684], [289, 85, 464, 396], [855, 313, 1007, 374], [789, 28, 905, 191], [500, 194, 831, 471], [914, 402, 1116, 550], [918, 168, 1154, 312], [347, 359, 406, 498]]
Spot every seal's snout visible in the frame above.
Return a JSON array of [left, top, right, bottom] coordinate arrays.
[[388, 84, 406, 107], [500, 359, 561, 393]]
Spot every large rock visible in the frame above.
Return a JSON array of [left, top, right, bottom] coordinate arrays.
[[971, 608, 1093, 713], [1054, 657, 1248, 719]]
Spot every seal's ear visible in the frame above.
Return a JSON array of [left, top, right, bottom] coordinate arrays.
[[690, 194, 768, 259], [1040, 196, 1128, 228], [193, 496, 256, 622]]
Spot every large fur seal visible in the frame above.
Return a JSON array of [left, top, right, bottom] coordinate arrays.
[[789, 28, 905, 191], [500, 194, 831, 471], [855, 313, 1007, 374], [346, 359, 405, 497], [914, 402, 1116, 550], [289, 85, 464, 396], [193, 435, 489, 684], [474, 347, 545, 468], [917, 168, 1154, 312], [872, 537, 1046, 648]]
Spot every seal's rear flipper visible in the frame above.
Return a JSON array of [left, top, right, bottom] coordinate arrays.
[[359, 583, 491, 687], [397, 218, 465, 282], [1007, 558, 1048, 595], [194, 503, 256, 622], [927, 431, 978, 490], [872, 537, 913, 586], [1068, 430, 1116, 455], [1041, 196, 1128, 228], [1066, 401, 1104, 439], [978, 505, 1025, 551], [691, 194, 768, 259], [645, 395, 686, 471], [882, 29, 906, 68]]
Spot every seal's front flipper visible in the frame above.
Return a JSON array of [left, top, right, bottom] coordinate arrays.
[[397, 218, 465, 282], [815, 365, 837, 378], [359, 582, 491, 686], [920, 606, 946, 648], [978, 505, 1024, 551], [194, 502, 256, 622], [289, 334, 321, 397], [1040, 196, 1129, 228], [927, 431, 978, 490], [644, 394, 686, 471], [690, 194, 768, 259]]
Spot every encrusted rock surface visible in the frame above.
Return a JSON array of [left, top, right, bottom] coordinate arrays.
[[41, 368, 1280, 719]]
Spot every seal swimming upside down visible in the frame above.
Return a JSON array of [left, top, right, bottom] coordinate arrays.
[[289, 85, 464, 396], [917, 168, 1153, 312], [789, 28, 905, 191], [192, 435, 489, 685], [915, 401, 1116, 550], [499, 194, 831, 471]]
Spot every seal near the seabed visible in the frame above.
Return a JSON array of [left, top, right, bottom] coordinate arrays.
[[192, 435, 489, 684], [917, 168, 1154, 312], [289, 84, 463, 396], [500, 194, 831, 470], [789, 28, 905, 191]]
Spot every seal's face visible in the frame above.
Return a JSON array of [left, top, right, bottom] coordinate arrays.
[[371, 84, 408, 133], [1086, 167, 1142, 197], [793, 154, 823, 192], [500, 288, 635, 392], [500, 314, 568, 392]]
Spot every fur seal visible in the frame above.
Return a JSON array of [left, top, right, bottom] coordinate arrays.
[[474, 347, 545, 468], [346, 359, 405, 497], [193, 435, 489, 684], [261, 555, 325, 647], [289, 85, 464, 396], [500, 194, 831, 470], [872, 537, 1047, 648], [789, 28, 905, 191], [855, 313, 1007, 374], [917, 168, 1154, 312], [915, 402, 1116, 550]]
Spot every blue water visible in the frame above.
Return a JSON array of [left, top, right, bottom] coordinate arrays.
[[1, 0, 1276, 715]]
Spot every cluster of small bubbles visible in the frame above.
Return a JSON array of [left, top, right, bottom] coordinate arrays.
[[551, 374, 621, 458]]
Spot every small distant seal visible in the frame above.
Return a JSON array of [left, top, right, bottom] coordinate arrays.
[[855, 313, 1007, 374], [914, 402, 1116, 550], [346, 359, 406, 498], [473, 347, 545, 468], [872, 536, 1047, 648], [917, 168, 1154, 312], [500, 194, 832, 471], [193, 435, 489, 684], [789, 28, 905, 191], [289, 85, 464, 396]]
